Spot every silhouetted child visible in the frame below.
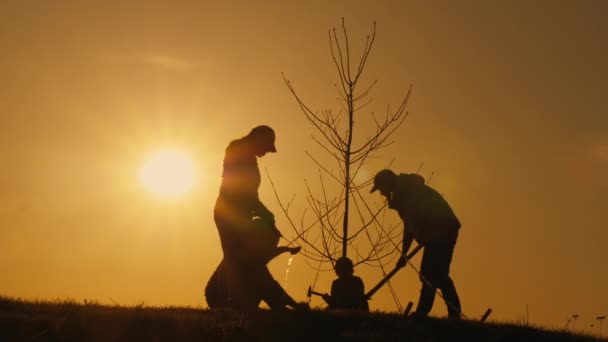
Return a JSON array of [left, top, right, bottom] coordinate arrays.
[[322, 257, 369, 311]]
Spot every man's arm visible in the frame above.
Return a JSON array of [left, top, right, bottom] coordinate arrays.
[[397, 222, 413, 268]]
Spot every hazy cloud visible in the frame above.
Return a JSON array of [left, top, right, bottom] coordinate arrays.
[[573, 141, 608, 188], [140, 54, 196, 71], [590, 144, 608, 163], [100, 50, 197, 71]]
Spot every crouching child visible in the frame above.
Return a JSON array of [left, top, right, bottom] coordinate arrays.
[[322, 257, 369, 311]]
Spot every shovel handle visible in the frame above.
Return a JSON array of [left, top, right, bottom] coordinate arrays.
[[365, 244, 423, 300]]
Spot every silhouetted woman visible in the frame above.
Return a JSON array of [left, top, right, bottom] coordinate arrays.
[[206, 125, 303, 310]]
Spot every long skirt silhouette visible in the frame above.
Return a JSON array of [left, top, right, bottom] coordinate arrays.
[[205, 217, 291, 309]]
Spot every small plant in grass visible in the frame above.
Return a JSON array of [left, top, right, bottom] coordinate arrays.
[[596, 315, 606, 338]]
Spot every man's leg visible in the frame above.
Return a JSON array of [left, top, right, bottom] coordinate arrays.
[[440, 236, 462, 318], [440, 277, 461, 319], [414, 247, 437, 317], [414, 280, 436, 317], [434, 232, 461, 318]]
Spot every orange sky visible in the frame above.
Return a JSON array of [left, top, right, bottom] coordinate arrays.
[[1, 0, 606, 333]]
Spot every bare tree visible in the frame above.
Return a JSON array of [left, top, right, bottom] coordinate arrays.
[[276, 18, 412, 274]]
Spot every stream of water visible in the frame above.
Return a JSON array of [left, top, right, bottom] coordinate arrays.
[[283, 254, 295, 289]]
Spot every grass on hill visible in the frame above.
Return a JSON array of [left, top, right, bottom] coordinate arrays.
[[0, 296, 603, 341]]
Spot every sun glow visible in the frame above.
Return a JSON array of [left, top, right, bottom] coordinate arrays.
[[139, 149, 197, 198]]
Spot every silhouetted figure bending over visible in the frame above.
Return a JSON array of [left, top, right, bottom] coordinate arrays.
[[322, 257, 369, 311], [206, 125, 303, 311], [371, 169, 462, 319]]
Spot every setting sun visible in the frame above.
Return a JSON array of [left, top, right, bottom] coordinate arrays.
[[139, 149, 197, 198]]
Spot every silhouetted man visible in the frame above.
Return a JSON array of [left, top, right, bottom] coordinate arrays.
[[206, 125, 304, 311], [322, 257, 369, 311], [370, 169, 462, 319]]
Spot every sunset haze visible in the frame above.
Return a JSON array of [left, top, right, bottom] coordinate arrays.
[[1, 0, 606, 332]]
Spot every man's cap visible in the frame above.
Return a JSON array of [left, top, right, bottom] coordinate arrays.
[[249, 125, 277, 152], [370, 169, 396, 193]]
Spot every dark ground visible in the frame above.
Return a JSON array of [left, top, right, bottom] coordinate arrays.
[[0, 296, 603, 341]]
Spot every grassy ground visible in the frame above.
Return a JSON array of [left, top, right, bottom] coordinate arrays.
[[0, 296, 603, 341]]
